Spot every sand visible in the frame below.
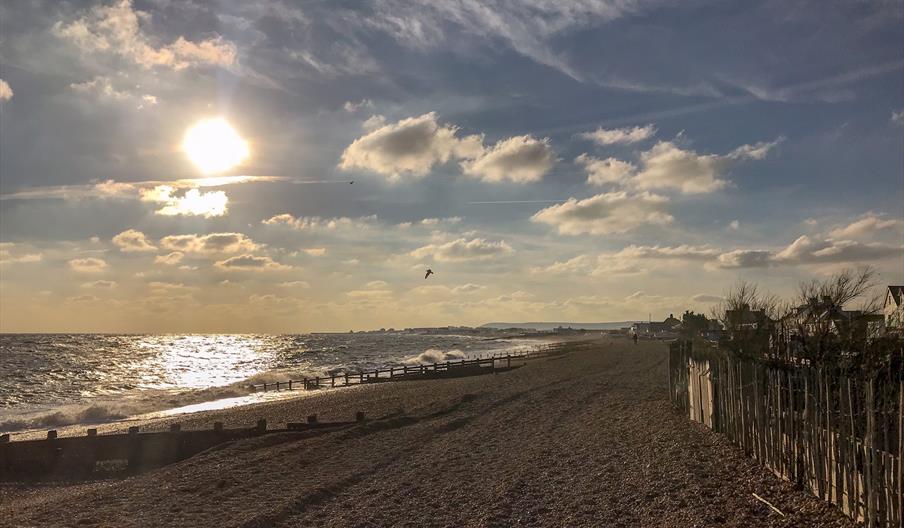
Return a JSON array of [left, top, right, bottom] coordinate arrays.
[[1, 338, 856, 527]]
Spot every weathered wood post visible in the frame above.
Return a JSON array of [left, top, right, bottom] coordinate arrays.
[[307, 414, 318, 424], [256, 419, 267, 432], [356, 411, 366, 422], [127, 426, 141, 470], [0, 433, 9, 443], [47, 430, 57, 440], [213, 421, 224, 432], [87, 428, 97, 437], [288, 380, 293, 390]]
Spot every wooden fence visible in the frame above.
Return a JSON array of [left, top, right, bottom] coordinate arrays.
[[250, 341, 580, 393], [0, 414, 363, 478], [669, 340, 902, 527]]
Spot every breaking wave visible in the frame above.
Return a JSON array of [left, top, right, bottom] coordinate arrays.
[[403, 348, 467, 365]]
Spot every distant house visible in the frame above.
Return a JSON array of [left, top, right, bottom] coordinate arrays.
[[885, 285, 904, 333], [631, 314, 681, 338], [782, 296, 879, 340]]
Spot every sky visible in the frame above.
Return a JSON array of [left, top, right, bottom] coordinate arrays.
[[0, 0, 902, 333]]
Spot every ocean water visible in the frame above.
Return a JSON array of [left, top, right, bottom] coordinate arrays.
[[0, 333, 532, 432]]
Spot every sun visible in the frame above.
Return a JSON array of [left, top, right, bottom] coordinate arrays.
[[182, 118, 250, 174]]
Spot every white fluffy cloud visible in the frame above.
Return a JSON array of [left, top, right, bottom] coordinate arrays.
[[631, 140, 779, 194], [577, 154, 637, 186], [53, 0, 236, 71], [339, 113, 483, 178], [577, 139, 780, 193], [0, 79, 12, 101], [140, 186, 228, 218], [892, 110, 904, 126], [160, 233, 258, 254], [411, 238, 514, 262], [461, 135, 555, 183], [531, 191, 673, 235], [340, 113, 553, 183], [112, 229, 156, 252], [68, 257, 108, 273], [215, 255, 292, 271], [829, 213, 901, 239], [580, 124, 656, 145]]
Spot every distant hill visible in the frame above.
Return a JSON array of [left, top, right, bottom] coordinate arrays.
[[481, 321, 639, 331]]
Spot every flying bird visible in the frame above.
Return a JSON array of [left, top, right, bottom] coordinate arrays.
[[424, 268, 434, 279]]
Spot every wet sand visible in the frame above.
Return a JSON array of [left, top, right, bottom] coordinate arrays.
[[1, 338, 855, 527]]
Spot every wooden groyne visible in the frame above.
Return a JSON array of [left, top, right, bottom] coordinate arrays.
[[669, 340, 902, 527], [0, 414, 363, 479], [250, 341, 582, 393]]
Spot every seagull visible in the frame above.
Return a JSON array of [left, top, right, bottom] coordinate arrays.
[[350, 181, 354, 184], [424, 268, 434, 279]]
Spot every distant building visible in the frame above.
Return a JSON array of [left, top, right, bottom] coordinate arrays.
[[631, 314, 681, 338], [884, 285, 904, 333], [782, 296, 879, 340]]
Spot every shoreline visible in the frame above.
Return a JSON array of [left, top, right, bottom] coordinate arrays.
[[4, 335, 581, 441], [2, 337, 855, 527]]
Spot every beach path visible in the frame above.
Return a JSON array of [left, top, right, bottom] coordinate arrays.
[[2, 339, 855, 527]]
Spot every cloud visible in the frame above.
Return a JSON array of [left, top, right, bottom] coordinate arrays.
[[81, 280, 117, 289], [411, 237, 514, 262], [531, 254, 595, 274], [0, 79, 12, 101], [112, 229, 156, 252], [303, 248, 327, 256], [339, 113, 483, 178], [70, 76, 157, 108], [160, 233, 258, 254], [577, 154, 637, 186], [628, 139, 780, 194], [893, 110, 904, 126], [344, 99, 374, 112], [580, 124, 656, 145], [829, 213, 901, 239], [280, 281, 310, 288], [262, 213, 377, 231], [214, 255, 291, 271], [0, 243, 41, 265], [692, 294, 725, 303], [613, 245, 720, 260], [461, 135, 555, 183], [362, 114, 387, 131], [68, 257, 108, 273], [359, 0, 650, 81], [714, 249, 774, 269], [531, 191, 672, 235], [53, 0, 236, 71], [771, 236, 902, 265], [728, 220, 740, 230], [711, 236, 902, 269], [154, 252, 185, 266], [140, 186, 228, 217]]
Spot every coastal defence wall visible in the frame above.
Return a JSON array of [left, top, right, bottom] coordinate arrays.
[[669, 340, 902, 528]]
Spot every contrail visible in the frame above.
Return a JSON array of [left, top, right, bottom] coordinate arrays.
[[467, 200, 568, 204]]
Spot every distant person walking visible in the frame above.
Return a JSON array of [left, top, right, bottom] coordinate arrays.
[[632, 333, 638, 345]]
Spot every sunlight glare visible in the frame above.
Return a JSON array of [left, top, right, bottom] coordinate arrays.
[[182, 118, 250, 174]]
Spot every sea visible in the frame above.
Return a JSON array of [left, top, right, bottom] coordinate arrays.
[[0, 332, 534, 433]]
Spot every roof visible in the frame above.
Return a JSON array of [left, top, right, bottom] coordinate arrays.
[[887, 286, 904, 307]]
